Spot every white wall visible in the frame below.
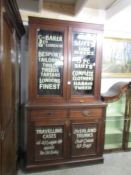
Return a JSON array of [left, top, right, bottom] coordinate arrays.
[[101, 5, 131, 93]]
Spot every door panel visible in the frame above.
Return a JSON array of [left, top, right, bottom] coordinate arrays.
[[28, 21, 68, 104], [0, 0, 24, 174], [2, 121, 16, 175], [27, 114, 68, 166], [70, 119, 100, 158], [0, 14, 16, 175], [2, 16, 13, 128]]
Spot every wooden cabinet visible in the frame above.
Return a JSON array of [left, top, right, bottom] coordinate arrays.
[[102, 82, 131, 152], [26, 105, 105, 170], [25, 17, 106, 171], [0, 0, 25, 175]]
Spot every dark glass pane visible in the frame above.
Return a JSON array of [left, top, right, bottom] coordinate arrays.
[[71, 123, 97, 156], [35, 125, 64, 161], [72, 32, 96, 95], [37, 29, 64, 96]]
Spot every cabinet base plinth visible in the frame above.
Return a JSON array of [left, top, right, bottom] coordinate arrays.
[[24, 157, 104, 172]]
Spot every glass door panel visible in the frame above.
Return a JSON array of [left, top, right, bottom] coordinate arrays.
[[127, 119, 131, 148], [104, 94, 126, 150], [37, 29, 64, 96], [71, 32, 96, 96], [104, 117, 124, 149]]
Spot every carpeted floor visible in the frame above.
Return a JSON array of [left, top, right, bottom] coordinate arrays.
[[18, 152, 131, 175]]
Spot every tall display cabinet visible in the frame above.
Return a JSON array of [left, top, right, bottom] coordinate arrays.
[[0, 0, 25, 175], [102, 82, 131, 152], [25, 17, 106, 171]]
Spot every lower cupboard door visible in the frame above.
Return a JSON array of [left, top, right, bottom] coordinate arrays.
[[27, 120, 68, 164], [70, 120, 102, 158]]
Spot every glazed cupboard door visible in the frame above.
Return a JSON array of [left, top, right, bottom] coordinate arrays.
[[104, 94, 126, 150], [102, 82, 131, 151], [68, 26, 103, 103], [28, 18, 68, 104], [28, 18, 104, 104]]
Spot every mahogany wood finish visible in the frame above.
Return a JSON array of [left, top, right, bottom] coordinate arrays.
[[25, 17, 106, 171], [101, 82, 129, 102], [0, 0, 25, 175]]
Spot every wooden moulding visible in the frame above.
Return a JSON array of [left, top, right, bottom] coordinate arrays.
[[101, 82, 131, 102], [4, 0, 25, 39]]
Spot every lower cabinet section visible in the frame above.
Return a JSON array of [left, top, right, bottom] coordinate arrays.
[[25, 104, 106, 171]]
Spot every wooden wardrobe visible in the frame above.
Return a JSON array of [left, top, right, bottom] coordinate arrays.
[[0, 0, 25, 175]]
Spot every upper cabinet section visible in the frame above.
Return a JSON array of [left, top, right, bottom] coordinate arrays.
[[28, 17, 103, 104]]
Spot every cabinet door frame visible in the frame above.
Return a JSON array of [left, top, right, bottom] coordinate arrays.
[[69, 118, 104, 159], [28, 19, 68, 104], [67, 26, 103, 103], [26, 112, 68, 167]]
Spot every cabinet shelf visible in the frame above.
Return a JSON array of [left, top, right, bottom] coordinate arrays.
[[104, 143, 122, 150], [105, 128, 123, 135], [106, 114, 124, 118]]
